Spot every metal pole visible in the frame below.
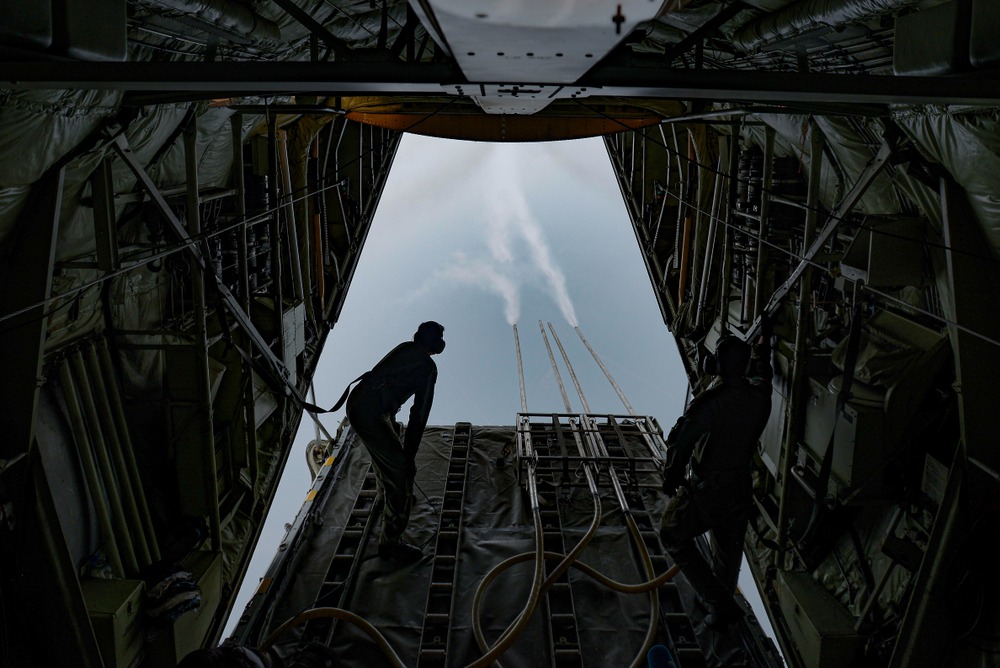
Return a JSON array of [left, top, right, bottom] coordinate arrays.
[[268, 115, 284, 350], [186, 118, 222, 553], [97, 338, 161, 560], [574, 326, 636, 416], [69, 349, 139, 576], [85, 343, 151, 567], [513, 324, 527, 413], [277, 128, 306, 304], [776, 122, 823, 569], [538, 320, 573, 412], [547, 322, 591, 414], [753, 126, 775, 321], [695, 136, 728, 326], [59, 358, 124, 576], [231, 113, 250, 313]]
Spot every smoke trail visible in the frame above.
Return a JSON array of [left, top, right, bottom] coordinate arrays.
[[414, 145, 579, 328], [440, 256, 520, 325], [488, 149, 579, 327]]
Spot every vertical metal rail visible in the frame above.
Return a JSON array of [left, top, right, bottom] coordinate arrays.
[[417, 422, 473, 667], [231, 112, 260, 491], [695, 137, 728, 327], [514, 324, 527, 413], [775, 124, 823, 568], [297, 463, 381, 644], [753, 127, 775, 321], [267, 115, 284, 350], [533, 422, 585, 668], [539, 321, 574, 413], [186, 119, 222, 552], [277, 128, 305, 304], [720, 123, 740, 333]]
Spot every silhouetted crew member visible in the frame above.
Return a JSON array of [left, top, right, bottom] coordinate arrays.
[[346, 321, 445, 563], [659, 328, 773, 629]]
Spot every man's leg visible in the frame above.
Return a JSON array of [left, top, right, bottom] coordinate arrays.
[[659, 489, 731, 609], [710, 502, 750, 596], [348, 408, 418, 561]]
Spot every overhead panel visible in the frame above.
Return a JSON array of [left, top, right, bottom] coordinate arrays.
[[422, 0, 665, 113]]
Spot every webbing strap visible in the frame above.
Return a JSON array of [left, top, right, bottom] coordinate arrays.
[[300, 374, 366, 414]]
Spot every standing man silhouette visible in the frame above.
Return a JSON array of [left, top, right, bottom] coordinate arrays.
[[659, 325, 773, 628], [346, 321, 445, 563]]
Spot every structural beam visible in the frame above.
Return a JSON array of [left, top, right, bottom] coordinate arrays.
[[269, 0, 352, 58], [0, 167, 64, 458], [4, 61, 1000, 106], [107, 131, 293, 393], [754, 137, 895, 336]]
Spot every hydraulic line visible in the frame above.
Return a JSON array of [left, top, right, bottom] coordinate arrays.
[[540, 327, 665, 663], [479, 552, 680, 599], [261, 607, 405, 668], [465, 467, 546, 668], [474, 419, 603, 663]]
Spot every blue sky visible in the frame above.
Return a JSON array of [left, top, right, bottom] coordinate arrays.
[[223, 133, 692, 637]]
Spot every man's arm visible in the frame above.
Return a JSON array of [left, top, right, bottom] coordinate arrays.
[[403, 367, 436, 462]]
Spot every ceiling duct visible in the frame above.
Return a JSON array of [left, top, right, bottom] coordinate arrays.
[[144, 0, 281, 43], [731, 0, 920, 52]]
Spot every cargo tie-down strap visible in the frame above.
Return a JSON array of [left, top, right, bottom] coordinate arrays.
[[299, 373, 369, 414]]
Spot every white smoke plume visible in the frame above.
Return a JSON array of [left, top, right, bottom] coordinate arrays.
[[486, 149, 579, 327], [412, 145, 579, 328], [441, 255, 521, 325]]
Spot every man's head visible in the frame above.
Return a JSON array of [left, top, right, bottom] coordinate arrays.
[[414, 321, 446, 354], [704, 336, 751, 377]]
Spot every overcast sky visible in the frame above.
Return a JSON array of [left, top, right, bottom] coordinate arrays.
[[222, 133, 709, 639]]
